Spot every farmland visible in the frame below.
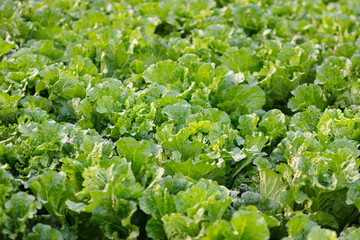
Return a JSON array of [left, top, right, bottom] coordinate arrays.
[[1, 0, 360, 239]]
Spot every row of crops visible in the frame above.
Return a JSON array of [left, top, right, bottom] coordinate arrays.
[[1, 0, 360, 239]]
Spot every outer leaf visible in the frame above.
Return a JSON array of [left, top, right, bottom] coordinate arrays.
[[220, 47, 262, 74], [162, 213, 199, 239], [145, 218, 167, 239], [143, 60, 187, 85], [289, 106, 322, 133], [315, 57, 351, 94], [259, 169, 287, 202], [201, 220, 236, 240], [339, 227, 360, 240], [346, 180, 360, 210], [162, 128, 206, 161], [69, 56, 98, 76], [231, 206, 270, 240], [238, 113, 259, 137], [258, 109, 287, 143], [139, 185, 176, 220], [0, 39, 15, 57], [163, 101, 192, 127], [28, 171, 74, 223], [232, 4, 267, 32], [307, 227, 337, 240], [288, 84, 327, 112], [163, 160, 217, 179], [217, 84, 266, 117], [3, 192, 41, 239], [175, 179, 231, 220], [27, 224, 64, 240], [286, 213, 317, 240], [116, 137, 159, 182]]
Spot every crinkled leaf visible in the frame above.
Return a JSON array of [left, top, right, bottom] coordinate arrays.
[[288, 84, 327, 112], [28, 171, 74, 223], [231, 206, 270, 240], [27, 224, 64, 240]]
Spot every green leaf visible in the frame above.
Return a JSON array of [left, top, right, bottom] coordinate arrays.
[[286, 213, 318, 240], [163, 159, 217, 179], [259, 169, 287, 202], [34, 40, 64, 60], [307, 226, 337, 240], [162, 128, 206, 161], [162, 213, 200, 239], [145, 218, 167, 239], [143, 60, 187, 85], [3, 192, 41, 239], [0, 92, 22, 124], [244, 131, 269, 151], [289, 106, 322, 133], [216, 84, 266, 118], [175, 179, 231, 220], [315, 57, 351, 94], [232, 4, 267, 32], [188, 0, 216, 12], [288, 84, 328, 112], [50, 70, 86, 100], [259, 63, 300, 103], [0, 39, 16, 57], [0, 168, 16, 203], [139, 185, 176, 220], [339, 227, 360, 240], [310, 212, 339, 230], [317, 109, 360, 142], [258, 109, 287, 143], [220, 47, 262, 75], [27, 224, 64, 240], [201, 220, 236, 240], [28, 171, 74, 223], [238, 113, 259, 137], [163, 101, 192, 127], [89, 197, 139, 239], [346, 180, 360, 210], [231, 206, 270, 240], [69, 56, 98, 77], [116, 137, 159, 183], [159, 175, 192, 195], [69, 161, 142, 239]]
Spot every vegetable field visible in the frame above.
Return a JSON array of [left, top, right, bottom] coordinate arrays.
[[2, 0, 360, 239]]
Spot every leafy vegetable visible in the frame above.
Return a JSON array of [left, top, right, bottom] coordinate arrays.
[[1, 0, 360, 239]]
